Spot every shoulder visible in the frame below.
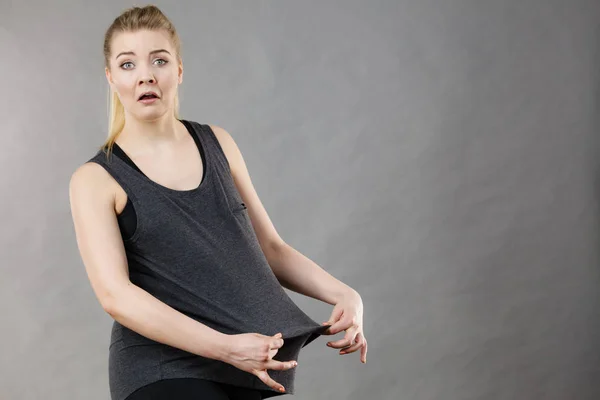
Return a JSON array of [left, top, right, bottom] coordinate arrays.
[[207, 123, 236, 149], [69, 159, 116, 205], [207, 124, 242, 173]]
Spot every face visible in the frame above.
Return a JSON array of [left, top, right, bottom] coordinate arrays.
[[105, 29, 183, 121]]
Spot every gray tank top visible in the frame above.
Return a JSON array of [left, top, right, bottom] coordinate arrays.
[[87, 119, 330, 400]]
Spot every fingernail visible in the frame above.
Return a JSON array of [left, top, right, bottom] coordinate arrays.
[[280, 387, 285, 392]]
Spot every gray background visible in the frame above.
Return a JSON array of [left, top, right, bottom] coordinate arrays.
[[2, 0, 600, 399]]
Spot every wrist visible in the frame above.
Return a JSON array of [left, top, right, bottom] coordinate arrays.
[[333, 287, 360, 304], [211, 332, 232, 363]]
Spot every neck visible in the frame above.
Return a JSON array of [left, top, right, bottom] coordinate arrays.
[[118, 112, 185, 152]]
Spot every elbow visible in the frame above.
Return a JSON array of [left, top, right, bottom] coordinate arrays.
[[100, 295, 120, 317], [99, 285, 128, 317], [101, 298, 118, 316], [264, 239, 288, 262]]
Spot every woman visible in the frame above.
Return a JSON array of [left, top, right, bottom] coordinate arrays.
[[69, 5, 367, 400]]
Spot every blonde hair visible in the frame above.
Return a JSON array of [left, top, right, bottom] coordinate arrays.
[[101, 4, 182, 158]]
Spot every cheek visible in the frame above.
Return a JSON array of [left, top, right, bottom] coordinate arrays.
[[112, 79, 135, 99], [160, 67, 180, 86]]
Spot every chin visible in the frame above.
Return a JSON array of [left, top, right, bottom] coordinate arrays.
[[135, 107, 169, 121]]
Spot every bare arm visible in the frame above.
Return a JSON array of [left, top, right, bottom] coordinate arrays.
[[69, 162, 229, 362]]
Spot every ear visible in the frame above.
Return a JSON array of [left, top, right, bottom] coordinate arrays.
[[178, 61, 183, 85], [105, 67, 115, 90]]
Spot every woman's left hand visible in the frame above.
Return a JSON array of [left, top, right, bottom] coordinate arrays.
[[321, 290, 367, 364]]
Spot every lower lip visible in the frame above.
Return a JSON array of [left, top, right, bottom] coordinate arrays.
[[139, 97, 159, 104]]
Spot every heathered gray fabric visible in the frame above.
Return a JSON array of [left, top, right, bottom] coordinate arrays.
[[87, 119, 330, 400]]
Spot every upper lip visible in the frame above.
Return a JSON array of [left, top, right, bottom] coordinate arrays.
[[138, 90, 160, 100]]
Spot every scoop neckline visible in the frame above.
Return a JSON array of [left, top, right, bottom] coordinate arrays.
[[111, 119, 211, 195]]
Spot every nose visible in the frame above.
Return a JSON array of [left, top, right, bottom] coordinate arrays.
[[138, 66, 156, 85], [139, 76, 155, 85]]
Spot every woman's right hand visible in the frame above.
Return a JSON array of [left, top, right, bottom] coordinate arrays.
[[223, 332, 296, 393]]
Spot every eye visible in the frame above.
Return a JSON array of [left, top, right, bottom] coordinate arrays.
[[119, 59, 168, 70]]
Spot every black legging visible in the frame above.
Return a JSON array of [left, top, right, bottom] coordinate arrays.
[[125, 378, 264, 400]]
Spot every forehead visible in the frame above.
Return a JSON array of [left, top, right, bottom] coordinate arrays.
[[111, 29, 172, 56]]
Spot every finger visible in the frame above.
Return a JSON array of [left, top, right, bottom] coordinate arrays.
[[265, 359, 298, 371], [324, 321, 347, 335], [268, 347, 279, 360], [339, 335, 363, 355], [353, 332, 367, 356], [323, 306, 344, 326], [255, 369, 286, 393], [361, 337, 368, 363], [320, 324, 336, 336], [326, 316, 356, 335], [327, 325, 359, 348], [270, 337, 284, 350]]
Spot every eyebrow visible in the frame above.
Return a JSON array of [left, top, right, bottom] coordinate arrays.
[[115, 49, 171, 60]]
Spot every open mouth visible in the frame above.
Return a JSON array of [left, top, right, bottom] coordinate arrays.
[[138, 93, 159, 101]]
